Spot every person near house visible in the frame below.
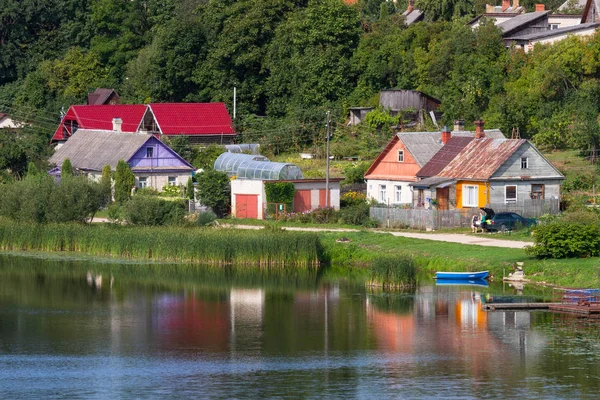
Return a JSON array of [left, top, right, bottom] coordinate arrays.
[[479, 212, 486, 233], [471, 214, 478, 233]]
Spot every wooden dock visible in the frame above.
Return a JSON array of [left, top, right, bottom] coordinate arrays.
[[483, 302, 600, 315], [482, 303, 560, 311]]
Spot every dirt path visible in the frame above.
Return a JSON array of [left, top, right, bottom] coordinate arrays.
[[222, 224, 531, 249]]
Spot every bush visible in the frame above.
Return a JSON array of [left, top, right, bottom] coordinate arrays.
[[342, 163, 369, 184], [310, 207, 337, 223], [341, 191, 367, 207], [196, 169, 231, 218], [160, 184, 181, 197], [526, 222, 600, 258], [338, 202, 378, 227], [122, 196, 186, 226], [196, 211, 217, 226]]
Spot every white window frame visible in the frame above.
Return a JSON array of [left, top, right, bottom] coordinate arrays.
[[505, 185, 517, 204], [379, 185, 387, 203], [394, 185, 402, 203], [398, 150, 404, 162], [462, 185, 478, 207], [168, 176, 177, 186], [138, 177, 148, 188], [521, 157, 528, 169]]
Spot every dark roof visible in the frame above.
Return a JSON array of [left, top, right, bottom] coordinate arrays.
[[416, 136, 474, 178], [380, 89, 441, 105], [497, 11, 550, 36], [149, 103, 235, 135], [437, 138, 527, 180], [506, 22, 600, 41], [87, 88, 119, 105], [403, 9, 424, 25], [409, 176, 455, 188]]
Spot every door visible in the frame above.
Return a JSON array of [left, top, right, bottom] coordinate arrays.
[[294, 190, 312, 212], [318, 189, 331, 208], [436, 188, 449, 210], [235, 194, 258, 219]]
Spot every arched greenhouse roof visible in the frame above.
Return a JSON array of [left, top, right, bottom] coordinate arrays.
[[214, 152, 303, 180], [224, 143, 260, 154]]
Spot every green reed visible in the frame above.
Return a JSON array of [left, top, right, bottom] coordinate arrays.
[[0, 220, 322, 268], [368, 254, 418, 289]]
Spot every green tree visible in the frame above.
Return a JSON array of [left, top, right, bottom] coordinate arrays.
[[114, 160, 135, 204], [415, 0, 474, 21], [101, 164, 112, 206], [0, 132, 27, 177], [196, 169, 231, 218], [61, 158, 73, 178], [26, 162, 39, 177], [186, 176, 195, 201]]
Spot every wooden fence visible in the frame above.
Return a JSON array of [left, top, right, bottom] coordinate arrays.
[[370, 199, 560, 230]]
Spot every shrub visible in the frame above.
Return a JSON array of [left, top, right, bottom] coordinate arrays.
[[526, 222, 600, 258], [160, 184, 181, 197], [114, 160, 135, 204], [196, 211, 217, 226], [369, 254, 417, 288], [341, 191, 367, 207], [47, 176, 104, 223], [196, 169, 231, 217], [122, 196, 186, 226], [342, 163, 369, 184], [100, 164, 112, 206], [338, 202, 378, 227], [310, 207, 337, 223], [265, 182, 295, 217], [186, 177, 195, 200], [107, 204, 122, 224], [61, 158, 73, 178]]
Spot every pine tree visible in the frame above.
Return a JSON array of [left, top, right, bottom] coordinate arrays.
[[114, 160, 135, 204], [61, 159, 73, 179], [186, 177, 195, 200]]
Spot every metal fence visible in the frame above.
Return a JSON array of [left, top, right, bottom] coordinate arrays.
[[370, 199, 560, 230]]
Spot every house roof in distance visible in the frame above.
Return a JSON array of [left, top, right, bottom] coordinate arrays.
[[148, 103, 234, 136], [506, 21, 600, 41], [49, 130, 156, 171], [437, 138, 527, 180], [87, 88, 120, 105], [497, 11, 550, 36]]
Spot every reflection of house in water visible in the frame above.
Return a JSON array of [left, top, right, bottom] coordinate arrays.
[[366, 296, 415, 353]]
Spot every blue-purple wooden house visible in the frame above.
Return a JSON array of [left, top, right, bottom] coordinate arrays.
[[49, 129, 194, 191]]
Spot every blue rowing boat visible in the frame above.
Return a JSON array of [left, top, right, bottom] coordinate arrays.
[[435, 271, 489, 280]]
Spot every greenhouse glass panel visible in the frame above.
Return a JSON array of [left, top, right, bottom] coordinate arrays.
[[214, 153, 269, 176], [236, 161, 303, 180]]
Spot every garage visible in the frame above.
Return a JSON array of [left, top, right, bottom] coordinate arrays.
[[235, 194, 259, 219]]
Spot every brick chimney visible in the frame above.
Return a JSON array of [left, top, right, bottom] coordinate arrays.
[[502, 0, 510, 11], [441, 126, 451, 145], [112, 118, 122, 133], [535, 4, 545, 12], [512, 0, 520, 9], [475, 120, 485, 139], [407, 0, 414, 14], [453, 119, 465, 132]]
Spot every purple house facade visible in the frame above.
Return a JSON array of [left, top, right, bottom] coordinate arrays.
[[49, 129, 194, 191]]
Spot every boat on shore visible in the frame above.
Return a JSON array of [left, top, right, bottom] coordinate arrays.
[[435, 271, 489, 280]]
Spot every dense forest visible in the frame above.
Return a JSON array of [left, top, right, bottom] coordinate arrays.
[[1, 0, 599, 178]]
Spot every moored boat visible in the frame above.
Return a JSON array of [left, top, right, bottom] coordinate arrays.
[[435, 271, 489, 280]]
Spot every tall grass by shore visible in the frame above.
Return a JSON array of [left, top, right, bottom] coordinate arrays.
[[0, 220, 322, 268], [368, 255, 417, 289]]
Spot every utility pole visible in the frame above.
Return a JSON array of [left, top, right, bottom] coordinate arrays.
[[233, 87, 237, 119], [326, 111, 331, 208]]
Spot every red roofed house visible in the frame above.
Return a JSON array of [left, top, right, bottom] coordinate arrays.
[[52, 103, 237, 146], [138, 103, 236, 144], [52, 105, 147, 147]]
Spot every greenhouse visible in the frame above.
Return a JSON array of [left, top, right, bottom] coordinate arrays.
[[224, 143, 260, 154], [214, 152, 303, 180]]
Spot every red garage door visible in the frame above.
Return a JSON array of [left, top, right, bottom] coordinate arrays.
[[294, 190, 312, 212], [235, 194, 258, 219]]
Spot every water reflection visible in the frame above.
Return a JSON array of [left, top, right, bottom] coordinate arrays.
[[0, 254, 599, 398]]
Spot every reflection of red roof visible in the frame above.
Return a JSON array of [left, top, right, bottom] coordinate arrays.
[[51, 105, 147, 142], [149, 103, 234, 136]]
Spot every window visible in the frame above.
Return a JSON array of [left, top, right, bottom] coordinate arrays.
[[398, 150, 404, 162], [379, 185, 387, 203], [531, 184, 544, 200], [549, 24, 559, 30], [462, 185, 478, 207], [138, 177, 147, 188], [394, 185, 402, 203], [505, 185, 517, 204], [168, 176, 177, 186], [146, 147, 154, 158], [521, 157, 528, 169]]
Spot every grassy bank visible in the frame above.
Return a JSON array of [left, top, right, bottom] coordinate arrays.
[[319, 231, 600, 288], [0, 221, 322, 268]]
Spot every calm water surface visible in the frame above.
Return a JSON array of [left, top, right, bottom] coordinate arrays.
[[1, 254, 599, 399]]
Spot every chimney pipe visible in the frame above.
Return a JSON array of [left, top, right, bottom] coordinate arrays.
[[453, 119, 465, 132], [535, 4, 545, 12], [407, 0, 414, 14], [112, 118, 122, 133], [475, 120, 485, 139], [441, 126, 451, 145], [502, 0, 510, 12]]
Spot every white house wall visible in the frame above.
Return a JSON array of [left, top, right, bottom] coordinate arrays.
[[366, 179, 413, 205]]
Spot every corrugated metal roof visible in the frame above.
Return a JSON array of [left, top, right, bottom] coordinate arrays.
[[149, 103, 234, 135], [50, 130, 153, 171], [398, 133, 444, 167], [417, 136, 473, 178], [437, 138, 526, 180], [409, 176, 455, 188], [497, 11, 550, 35]]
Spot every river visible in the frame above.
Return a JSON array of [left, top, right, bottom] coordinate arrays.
[[1, 254, 599, 398]]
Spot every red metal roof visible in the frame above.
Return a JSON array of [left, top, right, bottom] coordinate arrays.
[[417, 136, 473, 178], [51, 105, 146, 142], [149, 103, 234, 136], [437, 138, 527, 180]]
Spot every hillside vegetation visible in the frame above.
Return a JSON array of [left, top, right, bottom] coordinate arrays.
[[1, 0, 598, 179]]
